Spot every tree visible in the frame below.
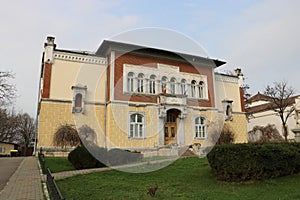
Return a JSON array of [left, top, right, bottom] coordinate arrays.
[[264, 81, 295, 141], [0, 71, 16, 106], [14, 113, 36, 148], [0, 109, 18, 142], [53, 124, 80, 148]]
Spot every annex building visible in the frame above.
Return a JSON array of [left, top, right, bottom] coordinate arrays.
[[36, 36, 248, 154]]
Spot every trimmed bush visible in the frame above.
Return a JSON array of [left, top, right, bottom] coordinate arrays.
[[207, 143, 300, 182], [68, 145, 107, 169], [68, 146, 143, 169]]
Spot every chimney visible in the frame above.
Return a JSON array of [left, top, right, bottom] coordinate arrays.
[[44, 36, 56, 64], [234, 68, 244, 87]]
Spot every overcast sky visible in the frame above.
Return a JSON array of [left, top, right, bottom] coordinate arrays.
[[0, 0, 299, 117]]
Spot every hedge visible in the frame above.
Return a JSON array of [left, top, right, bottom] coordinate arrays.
[[68, 145, 142, 169], [207, 143, 300, 182]]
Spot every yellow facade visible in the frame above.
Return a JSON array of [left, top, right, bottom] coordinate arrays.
[[0, 142, 15, 156]]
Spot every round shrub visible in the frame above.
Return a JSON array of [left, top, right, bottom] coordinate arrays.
[[207, 143, 300, 182]]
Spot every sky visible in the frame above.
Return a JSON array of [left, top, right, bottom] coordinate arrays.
[[0, 0, 299, 117]]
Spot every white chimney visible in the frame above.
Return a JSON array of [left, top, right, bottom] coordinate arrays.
[[44, 36, 56, 64], [234, 68, 244, 87]]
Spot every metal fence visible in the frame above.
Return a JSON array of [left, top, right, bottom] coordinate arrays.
[[38, 152, 65, 200]]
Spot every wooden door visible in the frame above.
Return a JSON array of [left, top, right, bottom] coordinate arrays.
[[164, 110, 178, 145]]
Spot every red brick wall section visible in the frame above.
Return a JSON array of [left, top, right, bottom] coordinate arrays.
[[42, 63, 52, 98], [240, 87, 245, 112], [112, 52, 215, 107]]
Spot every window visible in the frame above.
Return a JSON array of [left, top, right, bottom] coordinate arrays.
[[129, 113, 145, 139], [170, 78, 176, 94], [127, 72, 134, 92], [181, 79, 186, 95], [198, 81, 204, 98], [72, 84, 87, 114], [0, 146, 5, 153], [222, 99, 233, 121], [195, 116, 207, 139], [161, 76, 168, 93], [149, 75, 156, 94], [191, 80, 196, 97], [137, 73, 144, 93]]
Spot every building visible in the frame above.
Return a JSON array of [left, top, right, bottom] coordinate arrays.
[[36, 36, 248, 154], [246, 93, 298, 141], [0, 141, 19, 156]]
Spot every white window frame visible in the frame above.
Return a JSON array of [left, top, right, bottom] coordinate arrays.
[[127, 72, 134, 92], [161, 76, 168, 93], [191, 80, 196, 98], [71, 85, 87, 114], [128, 112, 146, 139], [149, 75, 156, 94], [194, 115, 207, 139], [198, 81, 204, 99], [137, 73, 144, 93], [181, 79, 186, 95], [170, 77, 176, 94]]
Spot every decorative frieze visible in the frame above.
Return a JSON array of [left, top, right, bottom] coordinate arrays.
[[215, 74, 238, 84], [54, 52, 106, 65]]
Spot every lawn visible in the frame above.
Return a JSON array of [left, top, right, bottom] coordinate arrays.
[[44, 157, 75, 173], [56, 157, 300, 200]]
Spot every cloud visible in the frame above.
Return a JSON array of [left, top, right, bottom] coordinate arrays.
[[0, 0, 140, 116], [219, 0, 300, 94]]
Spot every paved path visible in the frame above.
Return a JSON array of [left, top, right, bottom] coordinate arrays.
[[0, 157, 24, 192], [0, 157, 44, 200]]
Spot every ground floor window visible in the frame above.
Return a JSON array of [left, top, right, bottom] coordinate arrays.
[[129, 113, 145, 139], [195, 116, 207, 139]]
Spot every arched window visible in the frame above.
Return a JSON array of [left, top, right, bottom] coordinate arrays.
[[195, 116, 207, 139], [137, 73, 144, 93], [161, 76, 168, 93], [170, 78, 176, 94], [129, 113, 145, 138], [127, 72, 134, 92], [191, 80, 196, 97], [181, 79, 186, 95], [149, 75, 156, 94], [199, 81, 204, 98], [75, 93, 82, 108]]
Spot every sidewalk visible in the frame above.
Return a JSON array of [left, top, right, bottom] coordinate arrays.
[[0, 157, 44, 200]]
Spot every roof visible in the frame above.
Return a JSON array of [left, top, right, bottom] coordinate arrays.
[[246, 94, 299, 114], [96, 40, 226, 67]]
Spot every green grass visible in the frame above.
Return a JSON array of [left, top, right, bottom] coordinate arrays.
[[56, 157, 300, 199], [44, 157, 75, 173]]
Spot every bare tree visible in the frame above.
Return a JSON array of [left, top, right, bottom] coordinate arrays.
[[264, 81, 295, 141], [53, 124, 80, 148], [0, 109, 18, 142], [0, 71, 16, 106], [15, 113, 36, 147]]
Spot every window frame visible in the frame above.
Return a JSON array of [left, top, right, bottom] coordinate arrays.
[[149, 74, 156, 94], [194, 115, 207, 139], [127, 72, 134, 92], [128, 112, 146, 139]]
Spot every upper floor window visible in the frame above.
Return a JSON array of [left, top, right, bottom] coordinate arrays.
[[222, 99, 233, 121], [137, 73, 144, 93], [129, 113, 145, 139], [127, 72, 134, 92], [191, 80, 196, 98], [181, 79, 186, 95], [195, 116, 207, 139], [161, 76, 168, 93], [170, 78, 176, 94], [149, 75, 156, 94], [198, 81, 204, 98]]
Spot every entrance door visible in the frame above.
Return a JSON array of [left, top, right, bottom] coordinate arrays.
[[164, 109, 179, 145]]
